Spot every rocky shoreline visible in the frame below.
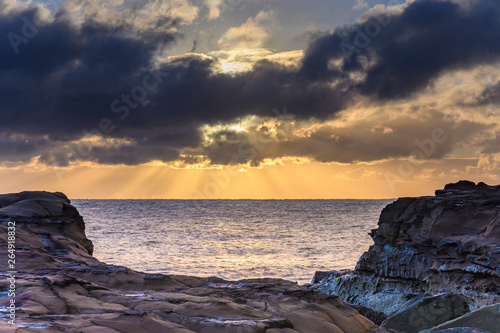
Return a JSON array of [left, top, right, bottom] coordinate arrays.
[[0, 191, 389, 332], [0, 182, 499, 332], [311, 181, 500, 332]]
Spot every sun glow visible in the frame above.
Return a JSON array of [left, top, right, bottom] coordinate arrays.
[[230, 124, 247, 132], [209, 49, 304, 74], [220, 60, 252, 74]]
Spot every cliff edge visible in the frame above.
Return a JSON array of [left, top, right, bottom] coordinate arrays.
[[313, 181, 500, 326]]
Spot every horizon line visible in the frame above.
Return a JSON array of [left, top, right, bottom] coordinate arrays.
[[72, 197, 399, 200]]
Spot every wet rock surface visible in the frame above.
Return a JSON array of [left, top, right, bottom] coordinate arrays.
[[0, 191, 388, 332], [312, 181, 500, 332]]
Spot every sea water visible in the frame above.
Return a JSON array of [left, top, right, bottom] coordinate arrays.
[[73, 199, 392, 284]]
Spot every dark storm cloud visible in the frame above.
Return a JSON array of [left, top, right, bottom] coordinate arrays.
[[37, 140, 182, 167], [0, 134, 53, 163], [150, 58, 349, 123], [300, 0, 500, 99], [0, 0, 499, 166]]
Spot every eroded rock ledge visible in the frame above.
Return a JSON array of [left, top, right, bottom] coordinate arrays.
[[312, 181, 500, 320], [0, 191, 388, 332]]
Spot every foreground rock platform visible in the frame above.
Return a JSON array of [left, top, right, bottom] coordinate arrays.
[[0, 191, 389, 332], [312, 181, 500, 331]]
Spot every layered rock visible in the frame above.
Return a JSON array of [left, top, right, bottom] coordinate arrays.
[[0, 191, 389, 332], [312, 181, 500, 321]]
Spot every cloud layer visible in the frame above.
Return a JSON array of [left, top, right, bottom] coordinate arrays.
[[0, 0, 499, 168]]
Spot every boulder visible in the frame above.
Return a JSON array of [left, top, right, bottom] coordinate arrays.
[[0, 198, 79, 218], [311, 270, 340, 284], [443, 180, 477, 191], [0, 191, 69, 208], [381, 293, 470, 333], [427, 303, 500, 333]]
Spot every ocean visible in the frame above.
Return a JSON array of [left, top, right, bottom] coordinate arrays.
[[72, 199, 393, 285]]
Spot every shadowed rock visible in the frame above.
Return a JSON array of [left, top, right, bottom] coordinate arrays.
[[381, 293, 470, 333], [0, 191, 70, 209], [427, 303, 500, 333]]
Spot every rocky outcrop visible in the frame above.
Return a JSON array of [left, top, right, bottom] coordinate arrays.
[[0, 191, 389, 332], [380, 293, 470, 333], [312, 181, 500, 327]]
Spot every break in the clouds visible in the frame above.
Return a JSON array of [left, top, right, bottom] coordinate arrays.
[[218, 10, 274, 49], [1, 0, 500, 168], [193, 110, 490, 167]]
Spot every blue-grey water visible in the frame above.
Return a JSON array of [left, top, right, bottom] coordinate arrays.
[[72, 199, 393, 284]]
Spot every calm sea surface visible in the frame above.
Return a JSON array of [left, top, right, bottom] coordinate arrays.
[[72, 200, 393, 284]]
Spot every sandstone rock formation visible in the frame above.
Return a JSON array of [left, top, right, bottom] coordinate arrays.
[[0, 191, 389, 332], [312, 181, 500, 328]]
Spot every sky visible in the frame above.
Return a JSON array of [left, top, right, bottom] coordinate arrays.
[[1, 0, 500, 199]]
